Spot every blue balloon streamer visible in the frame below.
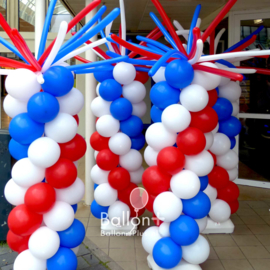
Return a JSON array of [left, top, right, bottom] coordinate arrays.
[[225, 25, 264, 53], [136, 36, 170, 52], [98, 17, 109, 50], [216, 59, 236, 68], [74, 66, 113, 74], [150, 12, 178, 51], [187, 4, 201, 54], [147, 44, 165, 53], [135, 66, 151, 72], [37, 0, 58, 60], [54, 8, 120, 63]]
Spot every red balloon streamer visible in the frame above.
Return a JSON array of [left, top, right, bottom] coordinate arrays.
[[74, 55, 91, 63], [231, 35, 257, 52], [0, 56, 36, 71], [189, 27, 201, 59], [38, 0, 101, 65], [201, 0, 237, 43], [237, 66, 270, 75]]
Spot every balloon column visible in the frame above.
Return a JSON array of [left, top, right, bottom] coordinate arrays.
[[106, 0, 270, 268]]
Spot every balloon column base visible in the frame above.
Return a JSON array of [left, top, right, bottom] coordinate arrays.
[[147, 254, 202, 270], [100, 218, 138, 236], [202, 217, 234, 234]]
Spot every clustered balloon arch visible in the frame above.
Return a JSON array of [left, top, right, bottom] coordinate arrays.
[[1, 0, 270, 269]]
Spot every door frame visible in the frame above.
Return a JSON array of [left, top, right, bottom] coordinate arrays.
[[228, 9, 270, 188]]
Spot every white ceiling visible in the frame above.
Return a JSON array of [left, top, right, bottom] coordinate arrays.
[[63, 0, 270, 32]]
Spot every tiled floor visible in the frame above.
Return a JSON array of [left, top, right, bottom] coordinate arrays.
[[75, 199, 270, 270]]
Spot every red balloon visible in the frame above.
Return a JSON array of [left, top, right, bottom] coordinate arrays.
[[118, 182, 138, 204], [190, 107, 218, 133], [96, 149, 119, 171], [108, 167, 130, 191], [228, 200, 239, 214], [25, 183, 56, 214], [153, 213, 163, 226], [176, 127, 206, 155], [7, 230, 30, 253], [59, 134, 87, 161], [142, 166, 171, 196], [217, 181, 240, 203], [90, 131, 109, 151], [207, 89, 218, 107], [8, 204, 42, 236], [145, 194, 156, 213], [208, 150, 217, 165], [45, 158, 77, 189], [208, 166, 229, 189], [157, 147, 185, 175], [73, 114, 79, 125], [135, 71, 149, 84]]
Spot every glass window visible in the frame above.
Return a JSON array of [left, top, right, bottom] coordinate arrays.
[[19, 0, 35, 32], [0, 0, 7, 31]]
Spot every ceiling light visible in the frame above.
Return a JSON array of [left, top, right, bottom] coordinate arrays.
[[254, 19, 263, 24]]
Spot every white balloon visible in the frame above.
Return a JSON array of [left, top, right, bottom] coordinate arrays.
[[57, 88, 84, 115], [144, 146, 159, 167], [218, 81, 242, 102], [158, 222, 170, 237], [216, 150, 238, 170], [142, 226, 162, 254], [153, 67, 166, 83], [231, 101, 239, 116], [90, 165, 109, 185], [216, 63, 230, 86], [171, 170, 200, 199], [28, 137, 60, 168], [195, 217, 208, 233], [3, 95, 27, 118], [12, 158, 45, 188], [154, 192, 182, 222], [13, 250, 46, 270], [211, 122, 219, 134], [94, 183, 118, 206], [56, 178, 84, 205], [178, 260, 202, 270], [43, 201, 74, 231], [4, 179, 27, 206], [184, 150, 214, 177], [129, 166, 144, 184], [182, 235, 210, 264], [122, 81, 146, 104], [146, 123, 177, 151], [227, 167, 238, 181], [180, 84, 209, 112], [204, 132, 214, 150], [132, 101, 147, 118], [109, 133, 131, 155], [45, 113, 77, 143], [91, 96, 111, 117], [191, 63, 221, 90], [29, 226, 60, 260], [96, 115, 120, 137], [108, 201, 130, 226], [209, 199, 231, 223], [119, 149, 142, 172], [203, 184, 217, 204], [209, 133, 231, 156], [5, 69, 40, 101], [96, 83, 100, 96], [161, 104, 191, 133], [113, 62, 136, 85]]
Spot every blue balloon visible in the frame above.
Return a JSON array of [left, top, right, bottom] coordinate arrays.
[[219, 116, 242, 137], [150, 81, 180, 110], [216, 87, 219, 95], [212, 98, 233, 121], [229, 136, 236, 149], [182, 191, 211, 219], [9, 139, 29, 160], [150, 105, 163, 123], [58, 219, 85, 248], [94, 183, 99, 190], [170, 215, 199, 246], [91, 200, 109, 219], [99, 79, 122, 101], [27, 92, 59, 123], [42, 178, 46, 183], [199, 175, 209, 191], [42, 66, 74, 97], [120, 116, 143, 138], [153, 237, 182, 269], [165, 59, 194, 89], [93, 65, 114, 82], [71, 204, 77, 213], [110, 98, 132, 121], [47, 247, 77, 270], [9, 113, 44, 145], [131, 133, 145, 150]]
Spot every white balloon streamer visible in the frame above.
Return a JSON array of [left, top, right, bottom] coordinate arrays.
[[105, 21, 115, 52], [173, 20, 189, 41], [0, 69, 15, 75], [196, 18, 201, 28], [214, 28, 226, 54], [188, 39, 203, 65]]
